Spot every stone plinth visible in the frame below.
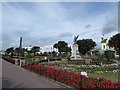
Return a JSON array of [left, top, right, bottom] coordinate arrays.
[[15, 59, 19, 65], [71, 43, 82, 60]]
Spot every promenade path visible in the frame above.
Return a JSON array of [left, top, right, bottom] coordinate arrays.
[[2, 59, 66, 88]]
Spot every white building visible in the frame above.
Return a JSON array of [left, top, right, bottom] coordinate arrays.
[[40, 44, 72, 53], [0, 50, 5, 55], [101, 38, 114, 51], [24, 44, 72, 54], [24, 45, 41, 54], [40, 45, 58, 53], [24, 45, 33, 51], [101, 37, 119, 58]]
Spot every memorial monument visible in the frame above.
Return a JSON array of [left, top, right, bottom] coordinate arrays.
[[20, 37, 22, 49], [71, 35, 82, 60], [15, 37, 25, 67]]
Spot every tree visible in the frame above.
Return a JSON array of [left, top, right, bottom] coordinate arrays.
[[25, 52, 33, 64], [53, 43, 58, 49], [5, 47, 14, 57], [51, 51, 57, 57], [53, 41, 71, 55], [104, 50, 114, 61], [108, 33, 120, 58], [15, 47, 25, 57], [43, 52, 48, 56], [30, 46, 40, 55], [15, 47, 20, 56], [96, 52, 104, 64], [77, 39, 96, 55]]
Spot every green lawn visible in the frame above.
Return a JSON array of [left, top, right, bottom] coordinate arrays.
[[88, 72, 119, 82], [47, 60, 120, 82]]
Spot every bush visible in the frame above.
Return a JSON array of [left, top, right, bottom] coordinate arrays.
[[104, 50, 114, 61], [2, 56, 15, 64]]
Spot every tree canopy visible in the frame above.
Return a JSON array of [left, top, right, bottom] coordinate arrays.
[[5, 47, 14, 55], [30, 46, 40, 55], [77, 39, 96, 55], [53, 41, 71, 54], [108, 33, 120, 57]]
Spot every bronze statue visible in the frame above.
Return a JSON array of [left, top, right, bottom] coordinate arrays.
[[74, 35, 79, 44]]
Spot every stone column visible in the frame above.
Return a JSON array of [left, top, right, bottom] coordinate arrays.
[[15, 59, 18, 65], [20, 60, 25, 67]]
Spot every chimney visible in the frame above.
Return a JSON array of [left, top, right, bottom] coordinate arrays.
[[101, 34, 105, 41], [101, 37, 103, 41]]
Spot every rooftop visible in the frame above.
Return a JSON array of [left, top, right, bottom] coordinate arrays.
[[101, 39, 107, 43]]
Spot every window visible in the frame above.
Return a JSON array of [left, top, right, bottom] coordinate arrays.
[[103, 45, 105, 49]]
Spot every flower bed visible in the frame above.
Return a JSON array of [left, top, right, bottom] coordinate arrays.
[[45, 63, 120, 73], [23, 64, 120, 89]]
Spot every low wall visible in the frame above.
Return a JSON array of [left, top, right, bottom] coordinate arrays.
[[2, 56, 15, 64], [70, 60, 85, 65]]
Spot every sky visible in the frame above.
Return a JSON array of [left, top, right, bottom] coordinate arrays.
[[1, 2, 118, 50]]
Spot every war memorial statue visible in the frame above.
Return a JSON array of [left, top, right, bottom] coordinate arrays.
[[74, 35, 79, 44], [71, 35, 81, 60]]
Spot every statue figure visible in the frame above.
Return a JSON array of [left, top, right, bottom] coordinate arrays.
[[74, 35, 79, 44]]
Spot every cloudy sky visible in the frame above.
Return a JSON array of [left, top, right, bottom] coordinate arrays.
[[2, 2, 118, 50]]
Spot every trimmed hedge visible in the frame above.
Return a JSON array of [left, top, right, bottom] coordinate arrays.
[[2, 56, 15, 64]]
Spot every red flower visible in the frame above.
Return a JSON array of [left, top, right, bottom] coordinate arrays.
[[23, 64, 120, 89], [82, 82, 87, 88]]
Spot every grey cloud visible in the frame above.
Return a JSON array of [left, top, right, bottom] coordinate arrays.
[[14, 30, 30, 37], [2, 30, 31, 49], [80, 31, 88, 35], [23, 33, 73, 47], [95, 42, 101, 49], [2, 30, 62, 49], [23, 36, 60, 47], [118, 14, 120, 33], [118, 2, 120, 33], [58, 32, 73, 38], [2, 33, 15, 49], [102, 17, 117, 35], [80, 29, 98, 36], [85, 24, 91, 29]]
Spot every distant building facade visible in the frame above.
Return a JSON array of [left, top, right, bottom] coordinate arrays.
[[40, 45, 58, 53], [24, 45, 33, 51], [40, 44, 72, 53], [101, 38, 114, 51], [0, 50, 5, 55], [101, 37, 119, 58]]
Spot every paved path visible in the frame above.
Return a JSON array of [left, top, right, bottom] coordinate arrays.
[[0, 57, 2, 89], [2, 59, 65, 88]]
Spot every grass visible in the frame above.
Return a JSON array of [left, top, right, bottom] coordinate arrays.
[[45, 59, 120, 82], [88, 72, 119, 82]]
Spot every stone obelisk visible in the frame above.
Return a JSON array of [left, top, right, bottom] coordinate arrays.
[[19, 37, 22, 49]]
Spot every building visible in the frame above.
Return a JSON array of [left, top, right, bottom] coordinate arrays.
[[0, 50, 5, 55], [24, 45, 41, 54], [101, 37, 119, 58], [24, 44, 72, 54], [101, 38, 114, 51], [24, 45, 33, 51], [86, 48, 99, 56], [40, 45, 58, 53], [40, 44, 72, 53]]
